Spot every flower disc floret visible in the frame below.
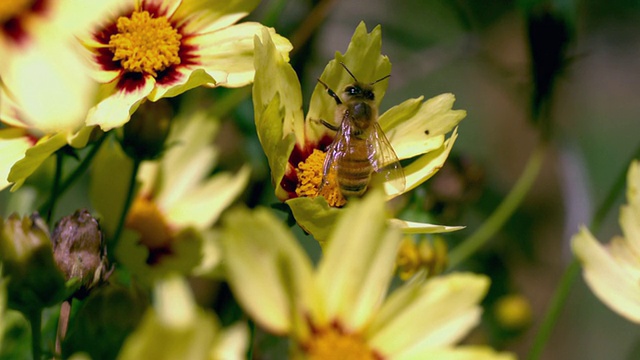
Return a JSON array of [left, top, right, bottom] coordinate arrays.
[[304, 324, 382, 360], [109, 10, 182, 77], [295, 149, 346, 207]]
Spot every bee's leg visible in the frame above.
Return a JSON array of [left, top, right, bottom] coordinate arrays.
[[317, 78, 342, 105], [310, 118, 340, 132]]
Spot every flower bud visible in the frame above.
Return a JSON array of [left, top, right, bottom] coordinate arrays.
[[0, 213, 67, 312], [121, 99, 172, 160], [52, 209, 111, 299]]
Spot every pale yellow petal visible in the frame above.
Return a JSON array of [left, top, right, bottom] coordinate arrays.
[[393, 346, 516, 360], [194, 23, 292, 88], [572, 227, 640, 323], [367, 273, 489, 354], [390, 219, 465, 234], [86, 80, 155, 131], [387, 129, 457, 199], [168, 166, 250, 229], [0, 130, 32, 191], [221, 207, 314, 335], [315, 190, 401, 329], [626, 160, 640, 207], [209, 322, 248, 360], [381, 94, 465, 161]]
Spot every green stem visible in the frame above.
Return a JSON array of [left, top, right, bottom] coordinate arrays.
[[246, 319, 255, 360], [448, 141, 547, 268], [110, 158, 141, 255], [46, 151, 64, 224], [39, 134, 108, 216], [29, 309, 42, 360], [526, 143, 640, 360]]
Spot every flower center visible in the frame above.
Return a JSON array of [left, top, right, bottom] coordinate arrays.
[[108, 10, 182, 77], [125, 196, 173, 249], [295, 149, 346, 207], [305, 325, 381, 360], [0, 0, 32, 24]]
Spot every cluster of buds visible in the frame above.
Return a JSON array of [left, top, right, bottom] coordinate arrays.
[[0, 209, 111, 313]]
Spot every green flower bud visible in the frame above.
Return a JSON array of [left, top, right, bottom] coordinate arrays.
[[52, 209, 111, 299], [121, 99, 172, 161], [0, 213, 67, 313]]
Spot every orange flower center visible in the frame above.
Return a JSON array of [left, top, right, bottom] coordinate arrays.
[[109, 10, 182, 77], [0, 0, 32, 24], [125, 196, 173, 249], [304, 325, 381, 360], [295, 149, 346, 207]]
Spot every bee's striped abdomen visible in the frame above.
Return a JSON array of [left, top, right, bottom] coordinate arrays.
[[337, 137, 373, 197]]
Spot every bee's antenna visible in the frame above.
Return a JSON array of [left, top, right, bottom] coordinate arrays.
[[339, 62, 359, 82], [371, 74, 390, 85], [340, 62, 390, 85]]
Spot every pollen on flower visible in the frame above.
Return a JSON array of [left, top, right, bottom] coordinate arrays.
[[109, 10, 182, 77], [304, 325, 382, 360], [295, 149, 346, 207], [125, 196, 173, 249]]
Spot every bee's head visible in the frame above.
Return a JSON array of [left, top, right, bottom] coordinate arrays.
[[339, 62, 389, 103], [343, 83, 375, 101]]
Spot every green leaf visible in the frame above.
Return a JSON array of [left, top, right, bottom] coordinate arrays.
[[285, 196, 341, 245]]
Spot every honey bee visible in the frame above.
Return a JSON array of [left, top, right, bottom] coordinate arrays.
[[317, 63, 405, 198]]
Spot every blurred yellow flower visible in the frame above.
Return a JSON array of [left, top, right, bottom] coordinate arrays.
[[222, 190, 514, 360], [253, 22, 465, 242], [572, 160, 640, 323], [91, 110, 249, 283], [81, 0, 292, 131], [118, 274, 247, 360], [0, 0, 110, 190]]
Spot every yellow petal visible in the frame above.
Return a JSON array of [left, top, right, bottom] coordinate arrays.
[[195, 23, 292, 88], [168, 166, 250, 229], [86, 80, 155, 131], [390, 219, 465, 234], [8, 132, 68, 191], [221, 207, 314, 335], [387, 129, 458, 199], [571, 227, 640, 323], [367, 273, 489, 355], [0, 129, 31, 191], [394, 346, 516, 360], [315, 190, 401, 329], [381, 94, 465, 161]]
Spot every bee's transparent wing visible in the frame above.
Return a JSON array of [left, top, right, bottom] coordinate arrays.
[[320, 117, 351, 191], [369, 122, 406, 194]]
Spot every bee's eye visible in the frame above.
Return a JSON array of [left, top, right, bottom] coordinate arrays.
[[345, 86, 357, 95], [364, 90, 375, 100]]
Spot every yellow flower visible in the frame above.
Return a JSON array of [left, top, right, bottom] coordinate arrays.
[[81, 0, 292, 131], [222, 190, 514, 360], [253, 22, 466, 242], [0, 0, 109, 190], [572, 160, 640, 323], [91, 110, 249, 283], [118, 274, 247, 360]]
